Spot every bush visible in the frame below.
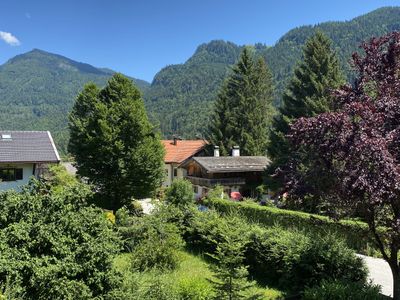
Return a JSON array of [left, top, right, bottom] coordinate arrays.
[[0, 180, 121, 299], [176, 277, 215, 300], [165, 179, 194, 207], [186, 209, 251, 254], [127, 199, 144, 217], [204, 198, 380, 255], [247, 227, 367, 291], [205, 185, 227, 200], [129, 216, 185, 271], [184, 209, 367, 294], [246, 226, 311, 286], [141, 275, 178, 300], [303, 280, 384, 300]]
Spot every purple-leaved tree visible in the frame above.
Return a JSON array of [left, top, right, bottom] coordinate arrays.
[[287, 32, 400, 299]]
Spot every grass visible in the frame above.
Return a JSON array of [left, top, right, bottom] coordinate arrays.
[[113, 249, 283, 299]]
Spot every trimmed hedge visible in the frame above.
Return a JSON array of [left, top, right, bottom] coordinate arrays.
[[203, 198, 382, 256]]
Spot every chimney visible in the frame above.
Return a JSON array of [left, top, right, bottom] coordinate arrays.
[[232, 146, 240, 157], [214, 146, 220, 157], [172, 136, 181, 145]]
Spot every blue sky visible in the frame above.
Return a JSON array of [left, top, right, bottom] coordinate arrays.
[[0, 0, 399, 82]]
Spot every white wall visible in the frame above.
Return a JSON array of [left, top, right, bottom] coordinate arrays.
[[0, 163, 35, 192], [163, 164, 172, 187], [162, 163, 187, 187]]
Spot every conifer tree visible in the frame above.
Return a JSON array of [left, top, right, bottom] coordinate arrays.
[[68, 73, 165, 210], [208, 47, 275, 156], [267, 31, 344, 205], [208, 225, 261, 300]]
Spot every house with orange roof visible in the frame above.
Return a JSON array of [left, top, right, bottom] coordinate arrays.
[[162, 138, 207, 187]]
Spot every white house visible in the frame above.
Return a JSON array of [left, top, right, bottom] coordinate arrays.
[[0, 131, 60, 191], [162, 138, 207, 187]]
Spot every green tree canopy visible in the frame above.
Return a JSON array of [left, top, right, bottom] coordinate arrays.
[[68, 73, 165, 210], [208, 47, 275, 156], [266, 31, 345, 206]]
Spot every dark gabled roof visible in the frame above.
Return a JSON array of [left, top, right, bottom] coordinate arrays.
[[191, 156, 270, 173], [0, 131, 60, 163]]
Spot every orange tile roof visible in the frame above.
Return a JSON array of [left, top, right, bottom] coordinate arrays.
[[162, 140, 207, 164]]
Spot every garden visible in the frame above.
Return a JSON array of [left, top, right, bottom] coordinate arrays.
[[0, 167, 388, 300]]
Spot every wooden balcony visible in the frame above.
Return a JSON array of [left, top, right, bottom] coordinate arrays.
[[185, 175, 246, 187]]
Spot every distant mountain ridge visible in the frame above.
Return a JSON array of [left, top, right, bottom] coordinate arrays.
[[145, 6, 400, 139], [0, 49, 149, 154], [0, 7, 399, 154]]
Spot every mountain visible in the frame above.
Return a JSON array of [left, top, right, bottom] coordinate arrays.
[[0, 7, 399, 154], [145, 6, 400, 139], [144, 40, 246, 138], [261, 6, 400, 94], [0, 49, 149, 154]]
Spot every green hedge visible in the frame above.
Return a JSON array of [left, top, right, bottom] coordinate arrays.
[[203, 198, 382, 256]]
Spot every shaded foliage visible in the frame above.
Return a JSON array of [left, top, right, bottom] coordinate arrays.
[[287, 32, 400, 299]]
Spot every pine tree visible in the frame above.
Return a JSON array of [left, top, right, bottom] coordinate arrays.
[[68, 73, 165, 210], [208, 47, 275, 156], [208, 226, 261, 300], [267, 31, 345, 199]]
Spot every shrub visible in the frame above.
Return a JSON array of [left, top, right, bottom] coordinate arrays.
[[302, 280, 384, 300], [127, 199, 144, 217], [115, 207, 132, 227], [246, 226, 311, 286], [141, 275, 178, 300], [0, 180, 121, 299], [246, 227, 367, 291], [185, 208, 367, 294], [165, 179, 194, 207], [205, 185, 227, 200], [106, 210, 116, 224], [129, 216, 185, 271], [290, 233, 367, 289], [204, 197, 380, 255], [176, 277, 215, 300], [186, 209, 251, 254]]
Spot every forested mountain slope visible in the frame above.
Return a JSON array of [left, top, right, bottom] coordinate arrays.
[[0, 7, 399, 153], [0, 49, 149, 154], [145, 7, 400, 139]]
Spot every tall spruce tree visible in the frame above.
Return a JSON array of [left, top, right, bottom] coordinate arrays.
[[266, 31, 345, 206], [208, 47, 275, 156], [68, 73, 165, 210]]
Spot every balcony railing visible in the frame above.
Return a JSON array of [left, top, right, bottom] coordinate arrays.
[[185, 176, 246, 187]]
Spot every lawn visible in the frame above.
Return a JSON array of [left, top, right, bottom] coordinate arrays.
[[114, 250, 283, 299]]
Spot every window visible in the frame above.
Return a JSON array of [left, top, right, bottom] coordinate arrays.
[[1, 134, 12, 140], [173, 168, 178, 177], [0, 168, 23, 182]]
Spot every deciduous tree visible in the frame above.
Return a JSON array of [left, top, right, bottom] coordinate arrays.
[[287, 32, 400, 299], [69, 73, 165, 210]]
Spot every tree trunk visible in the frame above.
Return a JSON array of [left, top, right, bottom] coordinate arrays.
[[389, 262, 400, 300]]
